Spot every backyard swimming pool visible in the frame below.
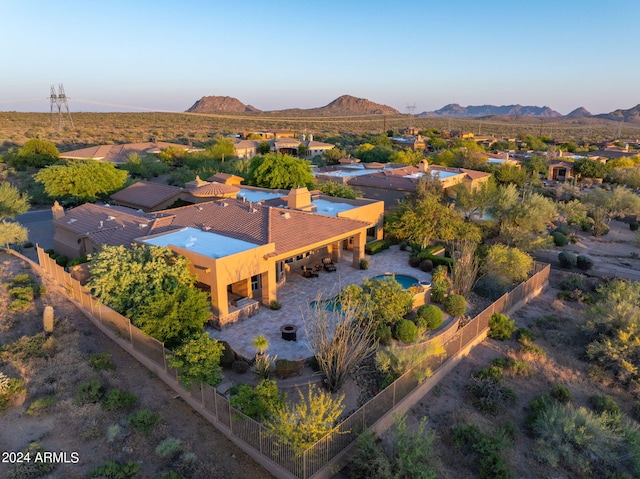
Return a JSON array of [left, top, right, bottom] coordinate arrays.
[[372, 273, 431, 289]]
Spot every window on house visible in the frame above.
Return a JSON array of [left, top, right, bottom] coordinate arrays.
[[251, 275, 261, 291]]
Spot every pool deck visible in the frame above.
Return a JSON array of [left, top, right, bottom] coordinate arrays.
[[207, 245, 432, 361]]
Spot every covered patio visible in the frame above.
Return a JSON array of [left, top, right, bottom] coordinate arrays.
[[208, 245, 432, 361]]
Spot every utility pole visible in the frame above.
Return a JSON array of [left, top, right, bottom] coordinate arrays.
[[405, 103, 416, 132]]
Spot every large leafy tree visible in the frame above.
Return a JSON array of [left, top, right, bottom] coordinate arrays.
[[34, 160, 128, 202], [207, 137, 236, 161], [8, 139, 59, 169], [481, 244, 534, 283], [247, 152, 314, 189], [88, 245, 210, 345], [168, 332, 224, 387], [0, 183, 29, 246]]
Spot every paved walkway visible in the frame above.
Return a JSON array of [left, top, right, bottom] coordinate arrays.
[[208, 245, 432, 361]]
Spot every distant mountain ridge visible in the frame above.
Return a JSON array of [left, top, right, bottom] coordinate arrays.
[[595, 104, 640, 124], [419, 103, 562, 118], [186, 94, 399, 116]]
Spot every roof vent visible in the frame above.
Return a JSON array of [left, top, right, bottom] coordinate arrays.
[[106, 215, 116, 221], [220, 202, 228, 207], [67, 218, 77, 224], [196, 206, 203, 211], [281, 212, 291, 219], [99, 221, 104, 228], [250, 208, 258, 213], [202, 226, 211, 231], [138, 223, 148, 229]]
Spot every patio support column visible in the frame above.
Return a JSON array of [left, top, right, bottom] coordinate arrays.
[[331, 241, 341, 263], [352, 232, 365, 268], [260, 266, 276, 306], [211, 280, 229, 319]]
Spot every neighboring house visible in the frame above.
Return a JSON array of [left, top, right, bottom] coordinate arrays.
[[390, 135, 427, 151], [316, 160, 491, 209], [232, 135, 334, 159], [242, 130, 295, 140], [547, 160, 575, 181], [53, 187, 384, 329], [110, 181, 186, 212], [59, 141, 204, 164], [486, 152, 520, 167]]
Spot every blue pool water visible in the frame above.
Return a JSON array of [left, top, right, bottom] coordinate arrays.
[[372, 273, 422, 289]]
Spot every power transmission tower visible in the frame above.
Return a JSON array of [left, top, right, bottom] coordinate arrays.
[[405, 103, 416, 131], [50, 84, 74, 129]]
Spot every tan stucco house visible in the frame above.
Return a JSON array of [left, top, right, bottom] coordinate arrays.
[[52, 187, 384, 329]]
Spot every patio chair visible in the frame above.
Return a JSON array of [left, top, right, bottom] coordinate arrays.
[[301, 265, 319, 278], [322, 257, 336, 272]]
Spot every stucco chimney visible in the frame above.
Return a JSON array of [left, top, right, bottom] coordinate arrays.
[[51, 201, 65, 220], [287, 187, 314, 211], [418, 159, 429, 172]]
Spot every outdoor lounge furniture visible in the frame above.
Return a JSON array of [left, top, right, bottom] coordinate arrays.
[[322, 257, 337, 272], [301, 265, 319, 278]]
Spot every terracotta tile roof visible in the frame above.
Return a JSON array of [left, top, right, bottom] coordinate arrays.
[[348, 171, 418, 191], [190, 182, 240, 197], [110, 181, 183, 210], [59, 142, 201, 164], [460, 168, 492, 180]]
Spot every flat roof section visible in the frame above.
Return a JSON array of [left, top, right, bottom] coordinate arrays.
[[404, 170, 460, 179], [238, 189, 285, 202], [311, 199, 357, 216], [142, 226, 259, 258]]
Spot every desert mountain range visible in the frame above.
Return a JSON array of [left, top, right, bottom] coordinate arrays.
[[186, 95, 640, 124]]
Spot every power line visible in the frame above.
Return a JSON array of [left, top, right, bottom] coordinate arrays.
[[49, 84, 74, 129]]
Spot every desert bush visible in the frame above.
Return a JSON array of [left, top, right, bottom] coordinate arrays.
[[560, 274, 587, 292], [519, 339, 547, 357], [348, 430, 393, 479], [359, 258, 369, 270], [492, 357, 532, 377], [474, 365, 504, 382], [430, 266, 451, 303], [269, 300, 282, 310], [554, 225, 572, 236], [4, 333, 57, 362], [253, 353, 276, 380], [488, 313, 516, 340], [443, 294, 466, 316], [550, 384, 573, 404], [88, 351, 116, 371], [73, 380, 104, 405], [229, 380, 285, 421], [419, 259, 433, 272], [232, 360, 250, 374], [387, 414, 438, 479], [11, 273, 32, 284], [589, 395, 622, 427], [558, 251, 578, 268], [408, 256, 421, 268], [25, 396, 56, 416], [6, 442, 56, 478], [576, 255, 594, 270], [375, 323, 392, 345], [376, 340, 445, 387], [7, 298, 30, 311], [516, 327, 535, 343], [631, 221, 639, 231], [393, 319, 418, 343], [128, 409, 161, 435], [415, 304, 443, 330], [90, 460, 141, 478], [474, 275, 509, 300], [156, 437, 183, 459], [466, 376, 516, 415], [102, 389, 137, 411], [0, 373, 25, 412], [552, 231, 568, 246], [452, 423, 513, 479]]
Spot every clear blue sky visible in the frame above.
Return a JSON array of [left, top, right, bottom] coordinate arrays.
[[2, 0, 638, 115]]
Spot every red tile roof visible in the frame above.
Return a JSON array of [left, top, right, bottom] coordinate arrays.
[[59, 142, 201, 164], [110, 181, 183, 210]]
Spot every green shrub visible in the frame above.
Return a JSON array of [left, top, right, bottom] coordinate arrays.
[[230, 380, 285, 421], [232, 360, 250, 374], [155, 437, 183, 459], [102, 389, 137, 411], [415, 304, 443, 330], [492, 357, 532, 377], [74, 380, 104, 405], [474, 275, 509, 301], [12, 273, 32, 284], [349, 430, 393, 479], [589, 395, 622, 427], [0, 374, 26, 412], [90, 460, 141, 478], [558, 250, 578, 267], [560, 274, 587, 291], [8, 298, 30, 311], [552, 231, 568, 246], [359, 258, 370, 270], [364, 239, 390, 255], [549, 385, 573, 404], [474, 365, 504, 381], [516, 327, 535, 343], [6, 442, 56, 478], [443, 294, 466, 316], [67, 255, 89, 266], [375, 323, 392, 345], [55, 255, 68, 266], [576, 255, 594, 270], [554, 225, 572, 236], [408, 256, 421, 268], [399, 240, 408, 251], [393, 319, 418, 343], [488, 313, 516, 340], [128, 409, 161, 435], [466, 376, 516, 415], [581, 218, 593, 231], [88, 351, 116, 371], [269, 300, 282, 310], [631, 221, 639, 231], [8, 286, 34, 301], [419, 259, 433, 272], [26, 396, 56, 416]]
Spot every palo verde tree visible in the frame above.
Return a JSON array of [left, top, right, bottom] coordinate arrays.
[[168, 332, 224, 388], [34, 159, 128, 202], [0, 183, 30, 246], [88, 245, 210, 347], [247, 152, 314, 189]]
